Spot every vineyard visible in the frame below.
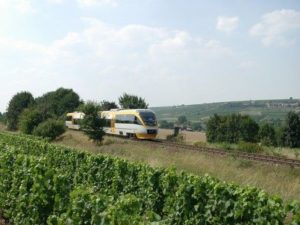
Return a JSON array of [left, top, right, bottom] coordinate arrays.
[[0, 132, 299, 225]]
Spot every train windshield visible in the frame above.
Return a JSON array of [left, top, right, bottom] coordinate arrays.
[[139, 112, 157, 126]]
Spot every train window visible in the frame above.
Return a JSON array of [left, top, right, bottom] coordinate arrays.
[[134, 116, 142, 125], [139, 112, 157, 126], [73, 119, 81, 125], [116, 115, 136, 124], [104, 119, 111, 127]]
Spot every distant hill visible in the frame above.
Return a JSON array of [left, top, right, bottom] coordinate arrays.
[[151, 99, 300, 126]]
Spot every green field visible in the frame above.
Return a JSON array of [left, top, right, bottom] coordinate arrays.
[[151, 99, 300, 125]]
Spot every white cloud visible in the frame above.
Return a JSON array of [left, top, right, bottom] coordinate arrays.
[[216, 16, 239, 33], [0, 0, 35, 14], [47, 0, 64, 4], [16, 0, 35, 14], [250, 9, 300, 46], [0, 0, 8, 11], [77, 0, 118, 7], [0, 19, 234, 111], [239, 60, 256, 69]]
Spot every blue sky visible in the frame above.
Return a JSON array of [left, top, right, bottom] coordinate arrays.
[[0, 0, 300, 111]]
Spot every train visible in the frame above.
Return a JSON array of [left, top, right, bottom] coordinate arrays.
[[65, 109, 158, 139]]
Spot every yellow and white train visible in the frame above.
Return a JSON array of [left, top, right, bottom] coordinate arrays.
[[65, 109, 158, 140]]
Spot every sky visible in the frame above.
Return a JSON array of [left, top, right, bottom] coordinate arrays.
[[0, 0, 300, 112]]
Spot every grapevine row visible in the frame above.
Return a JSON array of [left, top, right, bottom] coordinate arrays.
[[0, 132, 299, 224]]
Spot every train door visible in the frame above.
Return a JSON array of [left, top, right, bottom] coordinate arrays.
[[111, 115, 116, 134]]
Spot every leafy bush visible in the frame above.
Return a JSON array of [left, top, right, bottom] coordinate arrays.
[[19, 108, 45, 134], [6, 91, 35, 130], [119, 93, 148, 109], [166, 133, 185, 142], [237, 141, 263, 153], [193, 141, 207, 148], [259, 123, 277, 146], [206, 114, 259, 144], [80, 102, 105, 144], [33, 119, 65, 140], [159, 120, 174, 129], [0, 132, 298, 224]]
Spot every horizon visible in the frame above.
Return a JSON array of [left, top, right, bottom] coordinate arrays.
[[1, 0, 300, 112]]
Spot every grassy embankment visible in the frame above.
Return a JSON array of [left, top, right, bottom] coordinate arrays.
[[54, 129, 300, 202]]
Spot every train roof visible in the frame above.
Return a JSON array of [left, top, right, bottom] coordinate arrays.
[[66, 112, 85, 119], [101, 109, 155, 114]]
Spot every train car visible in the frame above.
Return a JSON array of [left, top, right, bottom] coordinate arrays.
[[65, 112, 85, 130], [100, 109, 158, 139]]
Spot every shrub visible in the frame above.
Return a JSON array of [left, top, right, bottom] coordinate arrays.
[[19, 108, 45, 134], [259, 123, 276, 146], [237, 141, 263, 153], [33, 119, 65, 140], [193, 141, 207, 148], [166, 134, 184, 142], [80, 102, 105, 144], [0, 132, 295, 224], [6, 91, 35, 130], [218, 142, 233, 150]]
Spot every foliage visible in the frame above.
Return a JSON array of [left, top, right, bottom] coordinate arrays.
[[151, 99, 300, 128], [191, 122, 203, 131], [206, 114, 259, 144], [259, 123, 277, 146], [35, 87, 81, 117], [6, 91, 35, 130], [177, 115, 188, 125], [100, 100, 118, 111], [159, 120, 174, 129], [19, 108, 47, 134], [0, 112, 6, 124], [239, 116, 259, 142], [118, 93, 148, 109], [193, 141, 207, 148], [281, 112, 300, 148], [32, 119, 65, 140], [1, 132, 297, 224], [166, 133, 185, 142], [237, 141, 263, 153], [80, 102, 106, 144]]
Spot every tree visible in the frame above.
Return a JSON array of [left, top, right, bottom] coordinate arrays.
[[191, 122, 203, 131], [100, 101, 118, 111], [240, 115, 259, 143], [19, 108, 47, 134], [159, 120, 174, 129], [206, 114, 223, 143], [282, 112, 300, 148], [0, 112, 6, 124], [177, 115, 188, 125], [6, 91, 35, 130], [258, 123, 276, 146], [35, 88, 81, 117], [206, 113, 259, 144], [80, 102, 106, 144], [33, 119, 65, 140], [118, 93, 148, 109]]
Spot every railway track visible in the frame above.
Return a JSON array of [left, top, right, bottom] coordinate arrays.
[[130, 138, 300, 168]]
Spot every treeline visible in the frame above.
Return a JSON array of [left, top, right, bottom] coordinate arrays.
[[207, 112, 300, 148], [159, 115, 203, 131], [4, 88, 82, 140], [1, 88, 148, 140]]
